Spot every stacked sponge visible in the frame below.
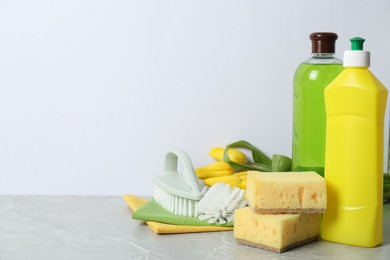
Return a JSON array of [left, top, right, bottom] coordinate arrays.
[[234, 171, 327, 253]]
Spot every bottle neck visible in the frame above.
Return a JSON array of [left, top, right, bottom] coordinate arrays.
[[312, 53, 336, 58], [305, 53, 342, 65]]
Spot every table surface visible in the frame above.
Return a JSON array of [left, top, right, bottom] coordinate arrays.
[[0, 196, 389, 260]]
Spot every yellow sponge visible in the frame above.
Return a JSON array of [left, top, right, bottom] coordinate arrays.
[[246, 171, 327, 214], [234, 207, 320, 253]]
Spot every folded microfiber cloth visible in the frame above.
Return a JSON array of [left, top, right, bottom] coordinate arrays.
[[124, 194, 233, 234], [131, 196, 234, 227]]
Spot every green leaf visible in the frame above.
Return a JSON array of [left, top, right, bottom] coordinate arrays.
[[271, 154, 292, 172], [223, 140, 291, 172], [224, 140, 272, 165]]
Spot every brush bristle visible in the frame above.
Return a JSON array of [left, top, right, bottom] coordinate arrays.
[[154, 185, 198, 217]]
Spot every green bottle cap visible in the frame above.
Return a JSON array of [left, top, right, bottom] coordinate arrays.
[[350, 37, 365, 51], [344, 37, 370, 67]]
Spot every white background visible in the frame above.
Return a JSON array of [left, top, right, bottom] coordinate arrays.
[[1, 0, 389, 195]]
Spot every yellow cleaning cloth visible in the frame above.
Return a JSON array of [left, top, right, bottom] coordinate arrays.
[[123, 194, 233, 234]]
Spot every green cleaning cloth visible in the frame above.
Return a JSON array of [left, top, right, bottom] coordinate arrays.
[[132, 198, 234, 227]]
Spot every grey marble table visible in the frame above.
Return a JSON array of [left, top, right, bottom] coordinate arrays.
[[0, 196, 389, 260]]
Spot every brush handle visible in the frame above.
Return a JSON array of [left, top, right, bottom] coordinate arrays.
[[164, 149, 202, 194]]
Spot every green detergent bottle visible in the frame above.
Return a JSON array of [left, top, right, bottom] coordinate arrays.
[[292, 32, 343, 176]]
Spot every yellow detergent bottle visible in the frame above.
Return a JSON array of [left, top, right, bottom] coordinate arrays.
[[321, 37, 388, 247]]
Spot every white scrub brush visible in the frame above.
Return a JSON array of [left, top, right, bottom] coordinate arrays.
[[196, 183, 248, 224], [153, 149, 208, 217]]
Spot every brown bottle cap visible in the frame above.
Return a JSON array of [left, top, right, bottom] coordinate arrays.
[[310, 32, 338, 53]]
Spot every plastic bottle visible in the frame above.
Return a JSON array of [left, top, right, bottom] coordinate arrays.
[[321, 37, 388, 247], [292, 32, 343, 177]]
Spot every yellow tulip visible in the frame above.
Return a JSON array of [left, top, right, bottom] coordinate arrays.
[[209, 147, 247, 164], [195, 161, 234, 179], [203, 175, 242, 188]]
